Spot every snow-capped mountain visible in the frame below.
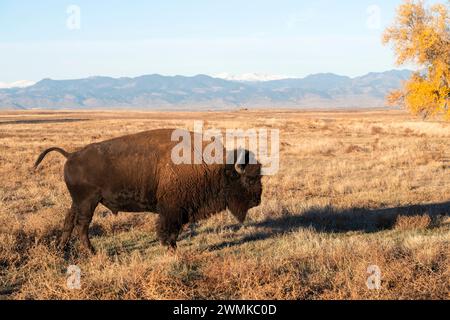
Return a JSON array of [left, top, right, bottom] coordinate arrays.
[[0, 80, 36, 89], [214, 73, 289, 82]]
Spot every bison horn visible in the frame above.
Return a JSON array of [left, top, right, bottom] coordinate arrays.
[[235, 150, 246, 175]]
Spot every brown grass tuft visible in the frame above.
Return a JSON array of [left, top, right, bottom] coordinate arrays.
[[394, 215, 432, 231]]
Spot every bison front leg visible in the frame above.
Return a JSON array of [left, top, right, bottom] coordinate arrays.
[[157, 213, 183, 252], [228, 199, 249, 224]]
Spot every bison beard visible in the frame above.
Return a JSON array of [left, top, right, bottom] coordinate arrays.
[[34, 129, 262, 254]]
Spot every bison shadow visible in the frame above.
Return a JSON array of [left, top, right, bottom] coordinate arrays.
[[204, 201, 450, 252]]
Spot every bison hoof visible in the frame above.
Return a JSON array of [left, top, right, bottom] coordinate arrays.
[[57, 242, 69, 253], [77, 241, 96, 255], [161, 241, 177, 254], [168, 246, 177, 255], [79, 246, 96, 256]]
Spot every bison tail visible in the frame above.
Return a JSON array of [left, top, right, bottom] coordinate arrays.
[[34, 147, 70, 169]]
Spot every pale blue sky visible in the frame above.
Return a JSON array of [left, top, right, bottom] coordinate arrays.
[[0, 0, 427, 83]]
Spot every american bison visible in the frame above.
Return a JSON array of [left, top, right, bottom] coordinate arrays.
[[34, 129, 262, 253]]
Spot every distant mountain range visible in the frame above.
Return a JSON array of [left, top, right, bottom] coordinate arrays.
[[0, 70, 412, 110]]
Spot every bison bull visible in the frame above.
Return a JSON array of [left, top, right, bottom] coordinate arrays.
[[34, 129, 262, 253]]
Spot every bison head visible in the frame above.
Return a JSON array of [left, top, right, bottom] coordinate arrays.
[[224, 149, 262, 223]]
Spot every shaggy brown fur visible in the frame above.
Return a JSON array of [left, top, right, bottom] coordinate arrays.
[[34, 129, 262, 253]]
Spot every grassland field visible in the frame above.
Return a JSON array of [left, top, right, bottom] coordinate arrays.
[[0, 109, 449, 299]]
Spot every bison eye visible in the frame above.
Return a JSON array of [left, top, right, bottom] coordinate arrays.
[[230, 170, 240, 180]]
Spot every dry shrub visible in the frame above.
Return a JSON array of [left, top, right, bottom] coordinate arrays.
[[320, 148, 335, 157], [394, 215, 431, 231], [403, 128, 415, 136], [345, 145, 367, 153], [371, 126, 384, 135]]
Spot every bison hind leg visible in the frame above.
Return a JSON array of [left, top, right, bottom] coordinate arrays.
[[58, 203, 77, 251], [69, 189, 101, 255]]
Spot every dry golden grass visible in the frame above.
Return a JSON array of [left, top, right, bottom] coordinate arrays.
[[0, 109, 449, 300], [394, 215, 432, 230]]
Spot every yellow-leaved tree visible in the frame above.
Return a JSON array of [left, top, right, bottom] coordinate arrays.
[[383, 0, 449, 119]]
